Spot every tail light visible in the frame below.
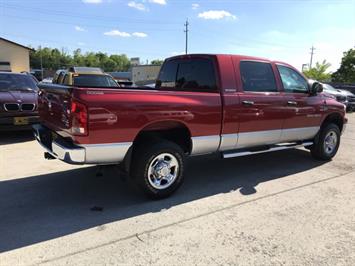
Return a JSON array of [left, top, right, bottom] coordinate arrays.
[[71, 100, 88, 136]]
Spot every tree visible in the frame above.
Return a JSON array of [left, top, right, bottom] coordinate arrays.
[[332, 48, 355, 83], [29, 46, 131, 72], [303, 60, 332, 82], [151, 59, 164, 65]]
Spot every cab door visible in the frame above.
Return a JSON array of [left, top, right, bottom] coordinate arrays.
[[233, 60, 285, 149], [276, 64, 321, 142]]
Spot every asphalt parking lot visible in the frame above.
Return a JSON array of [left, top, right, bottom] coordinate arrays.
[[0, 114, 354, 265]]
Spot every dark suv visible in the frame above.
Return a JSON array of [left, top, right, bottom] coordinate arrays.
[[0, 72, 39, 130]]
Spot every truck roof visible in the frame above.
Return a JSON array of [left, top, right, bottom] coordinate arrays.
[[167, 53, 293, 68]]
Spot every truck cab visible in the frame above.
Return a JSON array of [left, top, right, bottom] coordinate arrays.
[[33, 54, 347, 199]]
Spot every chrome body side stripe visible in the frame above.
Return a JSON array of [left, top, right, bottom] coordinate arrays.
[[219, 133, 238, 151], [79, 142, 132, 164], [237, 129, 282, 149], [191, 135, 220, 155], [193, 126, 320, 155], [279, 126, 319, 142]]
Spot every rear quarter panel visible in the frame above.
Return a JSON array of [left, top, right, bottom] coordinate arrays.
[[72, 88, 222, 145]]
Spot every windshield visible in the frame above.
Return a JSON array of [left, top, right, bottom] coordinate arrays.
[[0, 73, 38, 91], [73, 74, 119, 87]]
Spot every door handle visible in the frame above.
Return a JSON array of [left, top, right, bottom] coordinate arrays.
[[242, 100, 254, 106], [287, 101, 297, 106]]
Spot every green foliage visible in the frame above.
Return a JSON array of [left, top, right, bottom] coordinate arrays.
[[151, 59, 164, 65], [30, 47, 131, 72], [332, 48, 355, 83], [303, 60, 332, 82]]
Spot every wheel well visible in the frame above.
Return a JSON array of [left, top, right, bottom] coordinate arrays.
[[321, 113, 344, 132], [133, 122, 192, 154]]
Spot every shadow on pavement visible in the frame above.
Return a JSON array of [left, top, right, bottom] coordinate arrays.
[[0, 149, 325, 252], [0, 130, 34, 145]]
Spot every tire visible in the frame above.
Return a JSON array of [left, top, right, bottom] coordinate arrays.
[[311, 123, 340, 160], [130, 140, 185, 199]]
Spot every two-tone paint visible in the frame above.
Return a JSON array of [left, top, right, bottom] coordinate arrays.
[[36, 54, 347, 164]]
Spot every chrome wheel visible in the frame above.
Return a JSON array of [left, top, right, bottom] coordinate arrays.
[[323, 130, 338, 155], [147, 153, 180, 190]]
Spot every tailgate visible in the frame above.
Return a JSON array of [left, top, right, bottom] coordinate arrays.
[[38, 83, 73, 136]]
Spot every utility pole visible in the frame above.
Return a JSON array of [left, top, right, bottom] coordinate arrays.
[[309, 46, 316, 69], [184, 19, 189, 54], [39, 45, 43, 81]]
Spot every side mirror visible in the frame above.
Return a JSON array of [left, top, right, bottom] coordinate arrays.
[[155, 79, 162, 89], [309, 81, 323, 95]]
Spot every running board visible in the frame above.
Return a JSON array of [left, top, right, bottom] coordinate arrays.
[[222, 142, 313, 159]]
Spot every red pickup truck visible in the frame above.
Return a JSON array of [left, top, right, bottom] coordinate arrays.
[[33, 54, 347, 198]]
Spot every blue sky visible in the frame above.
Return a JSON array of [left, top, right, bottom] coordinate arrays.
[[0, 0, 354, 71]]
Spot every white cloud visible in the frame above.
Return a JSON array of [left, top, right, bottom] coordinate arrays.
[[104, 30, 131, 37], [132, 32, 148, 38], [82, 0, 103, 4], [148, 0, 167, 5], [192, 3, 199, 10], [198, 10, 237, 20], [77, 42, 86, 46], [128, 1, 147, 11], [75, 26, 86, 32]]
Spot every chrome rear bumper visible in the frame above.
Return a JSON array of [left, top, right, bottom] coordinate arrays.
[[32, 124, 132, 165]]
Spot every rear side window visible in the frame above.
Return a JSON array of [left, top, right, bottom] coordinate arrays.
[[240, 61, 277, 92], [157, 58, 217, 92]]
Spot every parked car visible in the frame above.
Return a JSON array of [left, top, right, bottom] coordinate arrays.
[[30, 69, 43, 81], [108, 71, 133, 87], [41, 77, 53, 84], [323, 84, 355, 112], [0, 72, 39, 130], [52, 67, 119, 87], [33, 54, 347, 198], [21, 71, 39, 84]]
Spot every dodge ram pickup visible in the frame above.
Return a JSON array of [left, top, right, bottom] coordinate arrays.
[[33, 54, 347, 198]]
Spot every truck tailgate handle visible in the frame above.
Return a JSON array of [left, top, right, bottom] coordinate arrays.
[[242, 100, 254, 106], [287, 101, 297, 106]]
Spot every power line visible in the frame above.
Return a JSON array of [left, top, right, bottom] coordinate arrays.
[[0, 13, 180, 32], [0, 3, 181, 25], [184, 19, 189, 55], [310, 45, 316, 68]]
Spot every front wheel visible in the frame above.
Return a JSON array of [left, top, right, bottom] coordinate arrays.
[[311, 123, 341, 160], [130, 140, 185, 199]]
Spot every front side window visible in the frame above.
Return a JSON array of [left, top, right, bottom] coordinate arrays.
[[156, 58, 217, 92], [240, 61, 277, 92], [277, 65, 308, 93]]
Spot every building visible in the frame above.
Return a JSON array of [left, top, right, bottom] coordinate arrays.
[[0, 37, 32, 72], [131, 65, 161, 85], [130, 57, 140, 66]]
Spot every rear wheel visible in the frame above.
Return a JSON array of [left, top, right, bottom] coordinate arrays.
[[311, 123, 340, 160], [130, 140, 185, 199]]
